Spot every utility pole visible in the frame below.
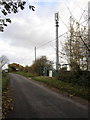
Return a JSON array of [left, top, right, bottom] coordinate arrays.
[[55, 12, 59, 71], [35, 47, 36, 62]]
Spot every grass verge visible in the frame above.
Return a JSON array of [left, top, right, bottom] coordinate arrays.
[[13, 71, 37, 78], [32, 76, 89, 100], [2, 72, 9, 91]]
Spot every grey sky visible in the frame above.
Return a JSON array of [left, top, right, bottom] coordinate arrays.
[[0, 0, 89, 69]]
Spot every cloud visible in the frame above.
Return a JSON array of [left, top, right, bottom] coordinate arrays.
[[0, 0, 89, 67], [1, 11, 55, 48], [0, 40, 35, 66]]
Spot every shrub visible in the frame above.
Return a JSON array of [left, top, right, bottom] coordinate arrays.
[[57, 70, 90, 87]]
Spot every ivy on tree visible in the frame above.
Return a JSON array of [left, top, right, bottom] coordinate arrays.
[[0, 0, 35, 32]]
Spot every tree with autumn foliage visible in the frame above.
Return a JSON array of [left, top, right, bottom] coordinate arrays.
[[64, 16, 90, 71], [8, 63, 24, 72], [30, 56, 53, 76]]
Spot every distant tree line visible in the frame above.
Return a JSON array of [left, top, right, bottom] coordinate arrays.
[[8, 56, 54, 76]]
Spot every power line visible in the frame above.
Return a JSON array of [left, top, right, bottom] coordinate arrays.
[[36, 18, 88, 51], [34, 5, 89, 69], [59, 15, 69, 31], [37, 32, 68, 49], [76, 4, 88, 23], [67, 6, 88, 28], [79, 9, 86, 22], [79, 6, 88, 12], [37, 38, 55, 49]]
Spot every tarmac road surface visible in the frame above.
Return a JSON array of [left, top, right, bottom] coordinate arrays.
[[7, 73, 88, 118]]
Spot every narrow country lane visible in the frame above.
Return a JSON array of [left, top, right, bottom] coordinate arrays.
[[7, 73, 88, 118]]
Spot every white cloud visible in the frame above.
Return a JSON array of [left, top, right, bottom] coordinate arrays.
[[0, 40, 35, 65], [0, 0, 89, 68]]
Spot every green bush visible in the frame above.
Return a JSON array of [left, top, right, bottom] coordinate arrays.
[[57, 71, 90, 87]]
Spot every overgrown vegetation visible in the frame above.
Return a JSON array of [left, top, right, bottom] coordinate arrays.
[[57, 70, 90, 87], [32, 76, 89, 100], [2, 71, 9, 91]]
